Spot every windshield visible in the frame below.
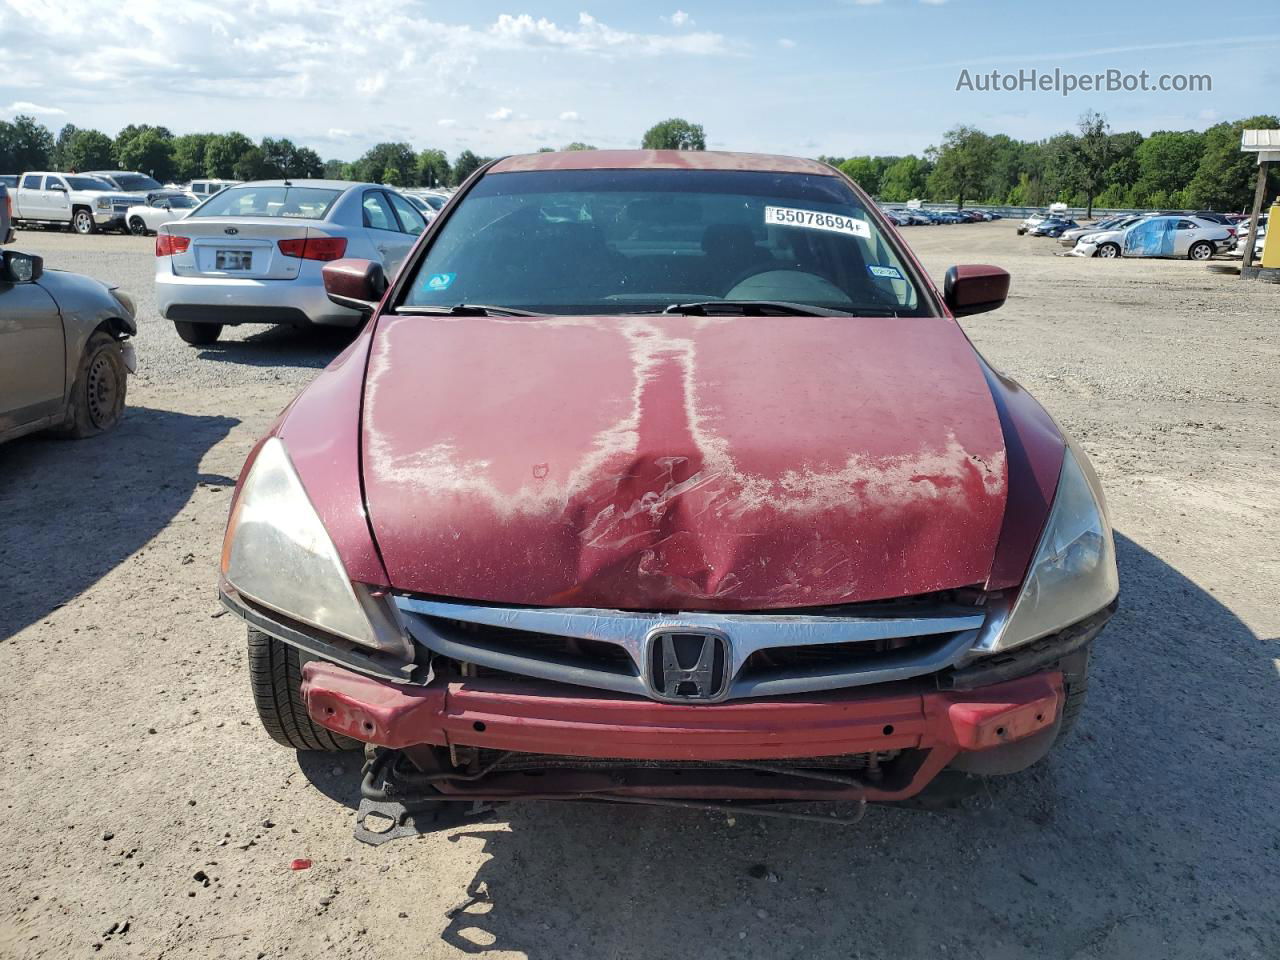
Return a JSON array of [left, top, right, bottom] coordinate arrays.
[[191, 185, 341, 220], [66, 176, 114, 190], [112, 174, 162, 191], [400, 168, 926, 316]]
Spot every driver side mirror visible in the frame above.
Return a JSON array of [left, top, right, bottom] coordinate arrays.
[[1, 251, 43, 284], [943, 264, 1010, 317], [322, 258, 387, 314]]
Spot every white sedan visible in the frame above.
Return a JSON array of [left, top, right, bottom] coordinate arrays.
[[154, 180, 427, 345], [1073, 216, 1232, 260], [126, 193, 201, 236]]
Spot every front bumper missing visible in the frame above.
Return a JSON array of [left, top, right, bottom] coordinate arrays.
[[301, 661, 1063, 803]]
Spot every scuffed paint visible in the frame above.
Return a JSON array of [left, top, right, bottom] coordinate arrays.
[[361, 313, 1010, 611]]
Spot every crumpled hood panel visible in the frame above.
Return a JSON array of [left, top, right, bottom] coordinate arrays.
[[361, 314, 1008, 610]]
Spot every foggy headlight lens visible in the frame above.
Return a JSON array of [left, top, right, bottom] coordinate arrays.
[[978, 438, 1119, 652], [222, 438, 383, 648]]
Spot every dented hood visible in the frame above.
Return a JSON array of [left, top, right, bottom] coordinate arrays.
[[361, 314, 1008, 610]]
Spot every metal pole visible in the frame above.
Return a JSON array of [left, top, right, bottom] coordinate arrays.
[[1241, 161, 1269, 274]]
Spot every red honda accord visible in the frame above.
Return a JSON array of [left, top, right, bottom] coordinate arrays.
[[219, 150, 1118, 817]]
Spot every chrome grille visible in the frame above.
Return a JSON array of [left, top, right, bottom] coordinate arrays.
[[393, 595, 986, 703]]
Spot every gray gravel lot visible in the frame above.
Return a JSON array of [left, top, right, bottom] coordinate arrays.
[[0, 223, 1277, 959]]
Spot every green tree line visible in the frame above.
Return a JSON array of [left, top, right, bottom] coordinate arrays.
[[4, 111, 1272, 211], [828, 112, 1279, 213]]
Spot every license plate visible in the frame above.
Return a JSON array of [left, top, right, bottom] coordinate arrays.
[[216, 250, 252, 271]]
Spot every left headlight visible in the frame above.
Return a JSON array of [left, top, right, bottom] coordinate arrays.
[[110, 288, 136, 319], [96, 197, 113, 210], [221, 437, 396, 650], [977, 437, 1119, 652]]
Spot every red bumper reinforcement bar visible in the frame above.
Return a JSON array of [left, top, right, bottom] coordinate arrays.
[[301, 661, 1062, 765]]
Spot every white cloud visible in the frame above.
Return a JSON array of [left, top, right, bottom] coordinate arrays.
[[6, 100, 65, 115], [559, 110, 581, 122], [488, 12, 726, 55], [778, 37, 796, 48], [437, 118, 459, 128], [487, 106, 514, 121], [356, 72, 386, 95], [664, 10, 693, 27], [327, 127, 352, 139]]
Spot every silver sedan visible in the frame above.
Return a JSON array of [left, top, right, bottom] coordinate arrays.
[[154, 180, 427, 346]]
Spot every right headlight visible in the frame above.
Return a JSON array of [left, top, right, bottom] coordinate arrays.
[[221, 437, 402, 652], [976, 437, 1119, 653]]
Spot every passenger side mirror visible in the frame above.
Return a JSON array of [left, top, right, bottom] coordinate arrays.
[[48, 183, 66, 192], [322, 258, 387, 314], [943, 264, 1010, 317], [1, 251, 43, 283]]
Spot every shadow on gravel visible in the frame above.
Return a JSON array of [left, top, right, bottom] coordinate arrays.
[[299, 532, 1275, 959], [194, 324, 358, 370], [0, 405, 237, 640]]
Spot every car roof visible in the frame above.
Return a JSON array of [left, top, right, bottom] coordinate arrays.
[[489, 149, 836, 176], [226, 179, 376, 190]]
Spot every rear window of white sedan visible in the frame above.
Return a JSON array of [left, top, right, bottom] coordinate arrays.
[[191, 186, 341, 220]]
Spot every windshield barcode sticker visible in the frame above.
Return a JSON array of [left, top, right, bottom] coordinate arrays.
[[764, 206, 870, 238]]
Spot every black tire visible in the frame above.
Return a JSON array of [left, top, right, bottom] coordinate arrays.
[[1056, 646, 1091, 740], [1096, 242, 1120, 259], [71, 207, 96, 235], [60, 331, 127, 438], [174, 320, 223, 345], [128, 215, 148, 236], [1188, 241, 1213, 261], [247, 628, 359, 751]]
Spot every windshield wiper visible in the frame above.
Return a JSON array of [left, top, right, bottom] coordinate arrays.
[[394, 304, 545, 317], [660, 300, 880, 317]]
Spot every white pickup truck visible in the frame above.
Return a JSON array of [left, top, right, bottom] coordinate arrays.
[[11, 172, 146, 234]]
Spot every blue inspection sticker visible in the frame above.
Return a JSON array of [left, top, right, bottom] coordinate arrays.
[[867, 265, 904, 281], [425, 272, 456, 291]]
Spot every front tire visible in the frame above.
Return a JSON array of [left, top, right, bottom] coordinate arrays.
[[247, 629, 359, 751], [128, 215, 148, 236], [72, 208, 96, 235], [1189, 241, 1213, 261], [174, 320, 222, 345], [60, 331, 127, 438], [1096, 242, 1120, 258]]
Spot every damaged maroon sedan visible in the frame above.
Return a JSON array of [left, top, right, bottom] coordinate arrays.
[[219, 150, 1118, 822]]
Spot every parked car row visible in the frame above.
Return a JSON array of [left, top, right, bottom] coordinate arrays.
[[883, 207, 1002, 226], [1067, 214, 1236, 261]]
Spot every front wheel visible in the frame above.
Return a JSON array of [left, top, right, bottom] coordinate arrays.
[[128, 216, 148, 236], [59, 331, 127, 438], [247, 629, 359, 751], [174, 320, 222, 346], [72, 208, 96, 235], [1095, 242, 1120, 258], [1188, 241, 1213, 261]]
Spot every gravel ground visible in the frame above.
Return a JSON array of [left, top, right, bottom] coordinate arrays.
[[1, 223, 1277, 959]]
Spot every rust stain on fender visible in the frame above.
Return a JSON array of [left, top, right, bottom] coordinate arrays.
[[361, 314, 1008, 610]]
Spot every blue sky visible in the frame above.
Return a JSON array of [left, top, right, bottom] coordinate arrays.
[[2, 0, 1277, 160]]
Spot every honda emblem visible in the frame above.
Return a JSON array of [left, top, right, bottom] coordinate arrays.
[[645, 629, 730, 702]]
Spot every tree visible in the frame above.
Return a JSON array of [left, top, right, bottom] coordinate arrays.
[[1133, 131, 1205, 205], [562, 142, 596, 151], [382, 165, 405, 186], [1065, 111, 1111, 218], [838, 156, 881, 195], [926, 125, 992, 208], [114, 124, 175, 180], [172, 133, 213, 182], [1187, 115, 1280, 211], [60, 128, 116, 172], [322, 158, 347, 179], [350, 142, 416, 184], [0, 114, 55, 173], [203, 132, 255, 178], [641, 118, 706, 151], [451, 149, 486, 185], [879, 155, 931, 202], [258, 138, 323, 179], [232, 146, 268, 181], [415, 148, 450, 188]]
